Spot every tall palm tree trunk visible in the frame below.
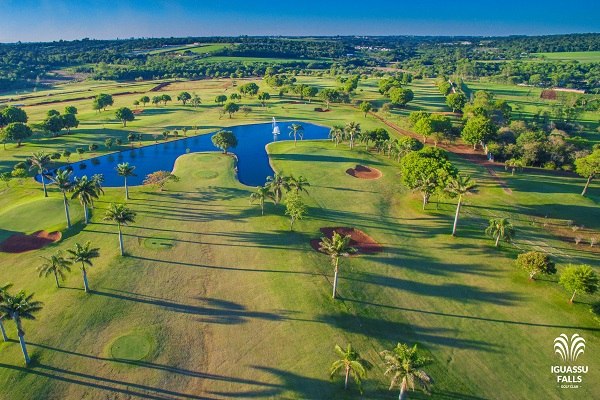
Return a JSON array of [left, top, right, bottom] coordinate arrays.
[[14, 319, 30, 365], [570, 290, 576, 303], [344, 365, 349, 389], [62, 192, 71, 228], [399, 378, 408, 400], [118, 225, 124, 256], [83, 204, 89, 224], [332, 259, 339, 299], [54, 271, 60, 288], [81, 265, 89, 292], [124, 177, 129, 200], [260, 201, 264, 216], [41, 173, 48, 197], [452, 198, 462, 236], [0, 320, 7, 341], [495, 234, 500, 247], [581, 176, 592, 196]]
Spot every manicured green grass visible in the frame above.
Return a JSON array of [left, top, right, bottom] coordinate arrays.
[[533, 51, 600, 63], [0, 137, 598, 399]]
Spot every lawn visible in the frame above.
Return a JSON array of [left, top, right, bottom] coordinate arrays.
[[532, 51, 600, 63], [0, 76, 599, 399]]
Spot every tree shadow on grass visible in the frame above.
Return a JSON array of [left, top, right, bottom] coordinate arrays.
[[94, 288, 298, 325]]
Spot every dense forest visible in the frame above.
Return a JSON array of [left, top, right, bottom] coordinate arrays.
[[0, 34, 599, 92]]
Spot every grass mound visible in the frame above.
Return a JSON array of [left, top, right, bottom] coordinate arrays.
[[110, 334, 152, 361], [194, 170, 219, 179]]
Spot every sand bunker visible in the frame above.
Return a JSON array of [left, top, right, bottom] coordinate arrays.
[[310, 227, 383, 254], [346, 165, 382, 180], [0, 230, 62, 253]]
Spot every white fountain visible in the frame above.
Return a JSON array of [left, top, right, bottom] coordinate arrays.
[[272, 117, 280, 135]]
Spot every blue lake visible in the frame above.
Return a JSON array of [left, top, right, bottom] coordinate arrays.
[[39, 121, 330, 188]]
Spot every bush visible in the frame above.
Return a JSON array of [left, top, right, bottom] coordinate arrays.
[[516, 251, 556, 280]]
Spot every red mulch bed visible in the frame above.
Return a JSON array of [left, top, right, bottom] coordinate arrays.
[[540, 89, 557, 100], [0, 230, 62, 253], [132, 109, 144, 115], [310, 227, 383, 254], [346, 165, 382, 180]]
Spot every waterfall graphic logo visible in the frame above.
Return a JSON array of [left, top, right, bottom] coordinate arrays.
[[554, 334, 586, 362]]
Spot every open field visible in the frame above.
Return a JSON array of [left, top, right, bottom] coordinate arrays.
[[533, 51, 600, 63], [0, 75, 599, 399]]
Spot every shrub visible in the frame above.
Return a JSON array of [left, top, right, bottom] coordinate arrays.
[[516, 251, 556, 280]]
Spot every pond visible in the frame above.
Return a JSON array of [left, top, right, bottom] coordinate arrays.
[[39, 121, 330, 187]]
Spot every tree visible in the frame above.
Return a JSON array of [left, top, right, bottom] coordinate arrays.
[[215, 95, 228, 105], [265, 173, 289, 204], [303, 86, 318, 102], [445, 174, 476, 236], [359, 101, 372, 117], [160, 94, 172, 105], [288, 123, 304, 146], [329, 125, 344, 147], [461, 116, 497, 150], [211, 130, 238, 153], [229, 93, 241, 102], [0, 290, 43, 365], [71, 175, 103, 224], [67, 242, 100, 293], [104, 203, 136, 256], [330, 344, 369, 394], [485, 218, 515, 247], [516, 251, 556, 280], [151, 96, 162, 106], [239, 82, 259, 97], [575, 149, 600, 196], [0, 172, 11, 188], [190, 94, 202, 107], [93, 93, 114, 111], [177, 91, 192, 105], [143, 171, 179, 191], [42, 115, 64, 136], [413, 116, 433, 143], [49, 169, 75, 229], [105, 137, 114, 149], [3, 122, 32, 147], [64, 106, 78, 115], [28, 152, 51, 197], [140, 96, 150, 107], [38, 251, 73, 288], [288, 175, 310, 194], [258, 92, 271, 107], [344, 121, 361, 150], [61, 112, 79, 134], [559, 264, 599, 303], [0, 106, 28, 125], [318, 232, 357, 298], [284, 192, 307, 231], [0, 283, 13, 342], [62, 149, 71, 161], [115, 107, 135, 127], [505, 158, 524, 175], [388, 87, 414, 107], [446, 92, 467, 113], [223, 101, 239, 118], [399, 148, 457, 209], [250, 186, 271, 215], [116, 162, 136, 200], [319, 88, 339, 110], [381, 343, 433, 400]]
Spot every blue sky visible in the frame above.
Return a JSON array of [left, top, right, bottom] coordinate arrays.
[[0, 0, 598, 42]]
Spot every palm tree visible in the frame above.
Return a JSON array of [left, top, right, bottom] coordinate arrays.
[[29, 152, 51, 197], [103, 203, 136, 256], [288, 175, 310, 194], [49, 169, 75, 228], [330, 343, 369, 393], [67, 242, 100, 292], [318, 232, 357, 299], [445, 175, 476, 236], [71, 176, 103, 224], [329, 125, 344, 147], [485, 218, 515, 247], [0, 290, 43, 365], [0, 283, 13, 342], [288, 123, 304, 146], [250, 186, 271, 215], [381, 343, 433, 400], [265, 173, 289, 205], [116, 162, 136, 200], [344, 121, 361, 150], [38, 251, 73, 288]]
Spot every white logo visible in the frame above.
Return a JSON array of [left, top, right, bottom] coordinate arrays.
[[554, 333, 586, 363]]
